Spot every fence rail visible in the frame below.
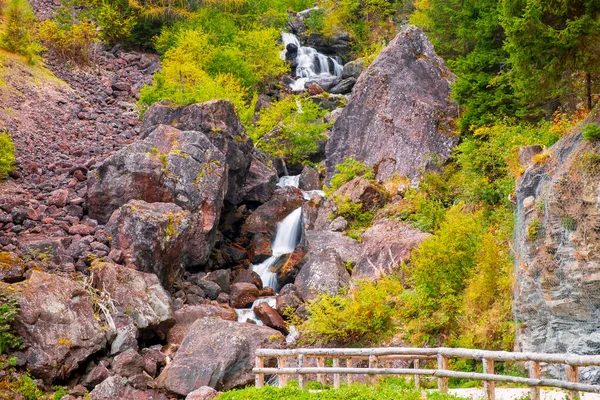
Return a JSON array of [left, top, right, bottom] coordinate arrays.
[[253, 347, 600, 400]]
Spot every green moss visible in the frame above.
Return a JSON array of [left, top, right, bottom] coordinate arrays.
[[527, 218, 543, 241], [582, 123, 600, 142]]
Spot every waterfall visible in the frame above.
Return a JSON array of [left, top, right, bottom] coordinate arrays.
[[251, 175, 304, 292], [281, 32, 343, 92]]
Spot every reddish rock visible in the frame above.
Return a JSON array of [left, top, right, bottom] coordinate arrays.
[[240, 157, 277, 204], [48, 189, 69, 208], [325, 26, 458, 182], [69, 223, 95, 236], [0, 271, 106, 381], [108, 200, 191, 288], [167, 304, 238, 347], [157, 318, 285, 394], [89, 375, 168, 400], [230, 282, 259, 308], [332, 177, 387, 211], [354, 219, 430, 279], [112, 349, 145, 378], [254, 303, 288, 334], [232, 269, 263, 290], [186, 387, 220, 400]]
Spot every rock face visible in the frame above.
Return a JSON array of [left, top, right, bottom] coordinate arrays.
[[1, 271, 106, 381], [157, 318, 285, 394], [88, 124, 227, 267], [514, 111, 600, 382], [0, 252, 25, 283], [353, 219, 430, 279], [93, 262, 175, 338], [108, 201, 190, 288], [294, 248, 351, 301], [139, 100, 253, 205], [240, 157, 278, 203], [325, 26, 458, 182]]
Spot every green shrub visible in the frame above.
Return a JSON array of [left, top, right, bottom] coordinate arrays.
[[36, 19, 99, 64], [0, 290, 22, 355], [249, 95, 330, 163], [0, 132, 15, 179], [95, 0, 137, 45], [16, 374, 43, 400], [0, 0, 43, 64], [305, 8, 326, 33], [527, 218, 543, 241], [582, 123, 600, 142], [298, 277, 402, 345], [325, 158, 374, 196]]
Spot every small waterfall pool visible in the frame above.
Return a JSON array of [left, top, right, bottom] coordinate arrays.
[[281, 32, 342, 91]]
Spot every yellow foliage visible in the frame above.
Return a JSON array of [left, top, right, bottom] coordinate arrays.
[[36, 19, 99, 64]]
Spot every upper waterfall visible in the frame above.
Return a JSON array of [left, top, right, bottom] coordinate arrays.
[[281, 32, 343, 91]]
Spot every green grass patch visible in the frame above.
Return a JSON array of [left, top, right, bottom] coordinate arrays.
[[217, 378, 465, 400]]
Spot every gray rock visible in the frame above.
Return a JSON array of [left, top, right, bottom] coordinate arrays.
[[306, 75, 341, 92], [157, 318, 285, 394], [167, 304, 238, 347], [514, 112, 600, 383], [186, 387, 220, 400], [342, 59, 364, 79], [294, 248, 351, 301], [304, 230, 361, 264], [329, 216, 348, 232], [325, 26, 459, 183], [298, 165, 321, 191], [93, 262, 175, 338], [139, 100, 253, 205], [329, 77, 357, 95]]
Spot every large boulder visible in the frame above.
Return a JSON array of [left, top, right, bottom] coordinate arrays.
[[1, 271, 106, 381], [304, 230, 361, 264], [88, 125, 227, 267], [325, 26, 458, 183], [294, 248, 351, 301], [332, 177, 387, 211], [353, 219, 430, 279], [166, 304, 238, 347], [93, 262, 175, 339], [514, 111, 600, 383], [0, 252, 25, 283], [157, 318, 285, 394], [89, 376, 168, 400], [139, 100, 253, 205], [108, 201, 190, 288]]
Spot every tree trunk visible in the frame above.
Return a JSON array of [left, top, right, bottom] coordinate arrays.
[[587, 72, 592, 111]]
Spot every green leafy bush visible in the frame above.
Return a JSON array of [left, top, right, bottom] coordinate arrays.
[[325, 158, 374, 196], [582, 123, 600, 142], [527, 218, 543, 241], [0, 132, 15, 179], [16, 374, 43, 400], [36, 19, 99, 64], [95, 0, 137, 45], [249, 95, 330, 163], [0, 0, 43, 64], [298, 277, 402, 345], [0, 290, 22, 355]]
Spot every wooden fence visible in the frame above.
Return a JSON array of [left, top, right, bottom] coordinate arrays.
[[253, 347, 600, 400]]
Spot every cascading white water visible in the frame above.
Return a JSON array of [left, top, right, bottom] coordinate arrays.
[[251, 207, 303, 292], [281, 32, 343, 91], [277, 174, 300, 188]]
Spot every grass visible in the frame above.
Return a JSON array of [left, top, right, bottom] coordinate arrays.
[[216, 378, 465, 400]]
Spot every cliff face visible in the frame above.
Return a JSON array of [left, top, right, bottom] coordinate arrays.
[[515, 110, 600, 383]]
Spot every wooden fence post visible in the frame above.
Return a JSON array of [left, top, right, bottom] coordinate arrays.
[[369, 355, 379, 385], [255, 356, 264, 388], [317, 356, 326, 387], [565, 364, 580, 400], [333, 358, 341, 389], [413, 359, 421, 388], [482, 358, 495, 400], [346, 358, 353, 385], [298, 354, 305, 390], [529, 360, 541, 400], [437, 354, 449, 394], [278, 356, 288, 388]]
